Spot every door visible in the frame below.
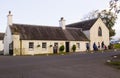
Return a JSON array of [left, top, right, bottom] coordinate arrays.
[[53, 43, 58, 54], [9, 42, 13, 55], [66, 42, 69, 52]]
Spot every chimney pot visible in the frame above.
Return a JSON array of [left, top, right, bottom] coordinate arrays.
[[59, 17, 66, 30], [7, 11, 13, 26], [9, 11, 11, 14], [61, 17, 64, 20]]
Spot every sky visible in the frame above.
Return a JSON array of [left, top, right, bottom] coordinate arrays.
[[0, 0, 120, 39]]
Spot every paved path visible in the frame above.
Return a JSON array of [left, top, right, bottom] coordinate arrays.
[[0, 51, 120, 78]]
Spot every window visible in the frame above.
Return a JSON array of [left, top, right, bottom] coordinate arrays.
[[98, 27, 102, 36], [29, 42, 34, 49], [42, 42, 47, 49], [54, 43, 58, 46], [76, 43, 80, 49]]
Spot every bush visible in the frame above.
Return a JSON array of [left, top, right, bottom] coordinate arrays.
[[59, 45, 64, 52], [108, 44, 114, 49], [72, 45, 76, 52]]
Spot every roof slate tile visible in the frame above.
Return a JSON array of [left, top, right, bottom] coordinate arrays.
[[10, 24, 88, 41]]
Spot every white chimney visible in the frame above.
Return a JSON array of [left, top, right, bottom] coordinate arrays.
[[7, 11, 13, 26], [59, 17, 66, 30]]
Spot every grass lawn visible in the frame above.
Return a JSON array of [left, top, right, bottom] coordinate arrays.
[[107, 54, 120, 69], [107, 61, 120, 69]]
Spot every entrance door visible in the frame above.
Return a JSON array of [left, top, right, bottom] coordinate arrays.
[[9, 42, 13, 55], [53, 43, 58, 54], [66, 42, 69, 52]]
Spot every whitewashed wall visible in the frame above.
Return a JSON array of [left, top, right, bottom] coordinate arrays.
[[12, 35, 20, 55], [90, 18, 109, 50], [19, 40, 65, 55], [70, 41, 89, 52], [0, 40, 4, 51], [4, 26, 13, 55], [12, 40, 89, 55]]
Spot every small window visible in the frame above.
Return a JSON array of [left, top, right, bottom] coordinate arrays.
[[54, 43, 58, 46], [76, 43, 80, 49], [42, 42, 47, 49], [29, 42, 34, 49], [98, 27, 102, 36]]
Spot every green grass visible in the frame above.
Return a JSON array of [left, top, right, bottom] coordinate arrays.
[[107, 61, 120, 69], [114, 44, 120, 49], [109, 61, 120, 66]]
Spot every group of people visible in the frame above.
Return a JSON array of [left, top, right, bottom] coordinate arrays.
[[86, 41, 107, 51], [93, 41, 107, 51]]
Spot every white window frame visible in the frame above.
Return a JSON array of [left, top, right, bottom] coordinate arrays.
[[29, 42, 34, 50], [76, 43, 80, 49], [42, 42, 47, 49]]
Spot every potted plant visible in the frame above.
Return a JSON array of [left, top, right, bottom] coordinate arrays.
[[49, 45, 52, 47], [72, 44, 76, 52], [59, 45, 65, 52], [37, 44, 40, 47]]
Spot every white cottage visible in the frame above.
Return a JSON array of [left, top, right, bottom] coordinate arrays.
[[4, 12, 89, 55], [0, 33, 4, 54], [67, 18, 110, 50]]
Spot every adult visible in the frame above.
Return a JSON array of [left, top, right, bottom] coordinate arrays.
[[101, 41, 104, 49], [93, 42, 98, 51], [86, 43, 90, 51]]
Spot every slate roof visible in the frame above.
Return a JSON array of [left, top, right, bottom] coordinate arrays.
[[0, 33, 4, 40], [10, 24, 88, 41], [66, 18, 98, 30]]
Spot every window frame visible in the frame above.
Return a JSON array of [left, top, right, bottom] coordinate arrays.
[[98, 27, 102, 36], [76, 43, 80, 49], [54, 43, 58, 46], [42, 42, 47, 49], [29, 42, 34, 50]]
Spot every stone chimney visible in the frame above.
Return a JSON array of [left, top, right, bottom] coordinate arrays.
[[7, 11, 13, 26], [59, 17, 66, 30]]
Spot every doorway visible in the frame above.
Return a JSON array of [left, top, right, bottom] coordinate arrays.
[[9, 42, 13, 55], [66, 42, 69, 52]]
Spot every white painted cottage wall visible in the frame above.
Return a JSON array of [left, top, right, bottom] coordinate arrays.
[[12, 40, 89, 55], [90, 18, 109, 50], [19, 40, 65, 55], [0, 40, 4, 51], [70, 41, 89, 52], [4, 26, 13, 55], [12, 35, 20, 55]]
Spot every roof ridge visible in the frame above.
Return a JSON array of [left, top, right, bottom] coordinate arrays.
[[66, 27, 82, 30], [66, 18, 99, 30], [13, 23, 59, 28], [67, 18, 98, 26]]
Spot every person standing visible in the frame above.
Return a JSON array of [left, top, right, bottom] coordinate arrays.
[[101, 41, 104, 49], [86, 43, 90, 52], [53, 45, 58, 54]]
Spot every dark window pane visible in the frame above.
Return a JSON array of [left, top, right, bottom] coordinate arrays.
[[29, 42, 34, 48], [42, 43, 47, 48]]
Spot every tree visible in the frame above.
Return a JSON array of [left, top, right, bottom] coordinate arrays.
[[83, 0, 120, 37]]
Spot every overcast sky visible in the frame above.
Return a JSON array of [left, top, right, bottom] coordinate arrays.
[[0, 0, 120, 39]]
